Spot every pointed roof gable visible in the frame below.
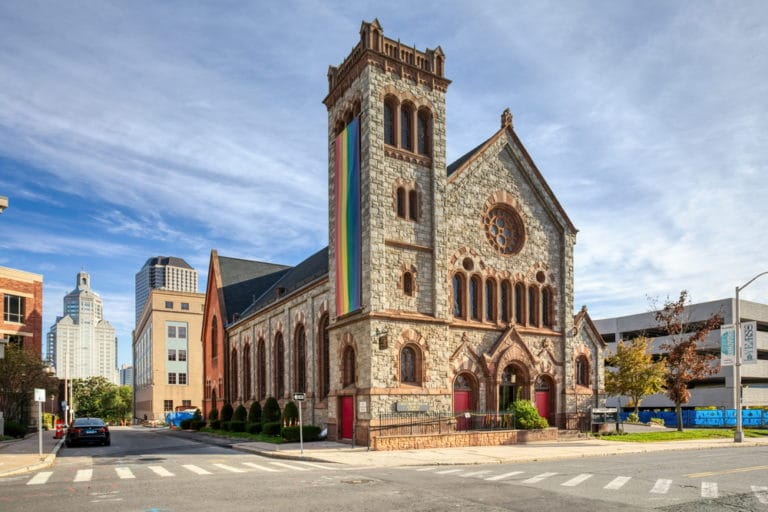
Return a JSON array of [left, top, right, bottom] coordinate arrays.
[[574, 305, 606, 349], [447, 109, 577, 233]]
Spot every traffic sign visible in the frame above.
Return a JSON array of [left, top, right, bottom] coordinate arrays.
[[293, 392, 305, 401]]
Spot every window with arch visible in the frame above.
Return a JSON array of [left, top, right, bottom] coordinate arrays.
[[394, 184, 419, 221], [514, 283, 525, 324], [230, 348, 238, 402], [384, 97, 396, 145], [342, 345, 356, 387], [274, 333, 285, 398], [318, 315, 330, 399], [576, 356, 590, 386], [500, 280, 511, 323], [257, 338, 266, 400], [417, 109, 431, 156], [469, 275, 481, 321], [294, 325, 306, 393], [403, 271, 414, 296], [243, 344, 251, 400], [396, 187, 407, 218], [485, 278, 497, 322], [452, 273, 465, 318], [528, 285, 540, 327], [400, 345, 421, 385], [211, 316, 218, 359], [408, 189, 418, 221], [401, 103, 413, 151], [542, 287, 554, 328]]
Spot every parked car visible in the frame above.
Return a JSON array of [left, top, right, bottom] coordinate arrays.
[[65, 417, 111, 447]]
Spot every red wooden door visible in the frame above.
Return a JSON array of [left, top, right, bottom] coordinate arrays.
[[535, 391, 549, 421], [340, 396, 354, 439], [453, 391, 471, 430]]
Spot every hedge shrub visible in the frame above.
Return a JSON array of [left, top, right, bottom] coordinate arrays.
[[179, 419, 192, 429], [208, 407, 219, 421], [190, 419, 206, 431], [247, 422, 262, 434], [282, 401, 299, 426], [229, 420, 246, 432], [509, 400, 548, 430], [263, 397, 281, 424], [4, 420, 27, 438], [263, 421, 282, 436], [221, 421, 231, 431], [209, 419, 221, 429], [281, 425, 321, 442], [233, 404, 247, 422], [248, 401, 262, 425], [221, 403, 234, 422]]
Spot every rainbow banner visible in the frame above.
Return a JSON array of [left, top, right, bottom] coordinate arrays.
[[334, 116, 361, 315]]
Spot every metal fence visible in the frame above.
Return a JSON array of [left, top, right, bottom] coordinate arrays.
[[620, 409, 768, 428], [374, 411, 518, 437]]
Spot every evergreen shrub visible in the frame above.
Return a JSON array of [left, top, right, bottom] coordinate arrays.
[[4, 420, 27, 438], [281, 425, 321, 442], [233, 404, 247, 422], [208, 407, 219, 421], [263, 421, 282, 436], [509, 400, 548, 430], [263, 397, 281, 424], [221, 403, 234, 422], [247, 422, 262, 434], [248, 401, 262, 425], [282, 401, 299, 426], [229, 420, 246, 432]]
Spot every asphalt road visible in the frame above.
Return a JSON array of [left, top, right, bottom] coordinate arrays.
[[1, 427, 767, 511]]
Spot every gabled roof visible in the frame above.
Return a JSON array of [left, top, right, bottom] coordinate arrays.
[[217, 256, 291, 324], [574, 306, 606, 349], [240, 247, 329, 318]]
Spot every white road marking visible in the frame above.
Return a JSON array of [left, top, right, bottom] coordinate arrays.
[[182, 464, 211, 475], [74, 469, 93, 482], [460, 470, 492, 478], [416, 467, 437, 472], [148, 465, 174, 477], [292, 461, 338, 471], [115, 467, 135, 479], [270, 462, 309, 471], [650, 479, 673, 494], [485, 471, 523, 481], [242, 462, 279, 472], [435, 469, 463, 475], [604, 476, 631, 490], [561, 473, 593, 487], [753, 486, 768, 504], [522, 472, 557, 484], [701, 481, 718, 499], [213, 463, 245, 473], [26, 472, 53, 485]]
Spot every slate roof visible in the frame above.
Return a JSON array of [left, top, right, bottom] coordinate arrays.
[[446, 135, 493, 176], [239, 247, 329, 319], [217, 256, 291, 324]]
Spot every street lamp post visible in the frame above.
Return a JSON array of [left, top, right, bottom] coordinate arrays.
[[733, 271, 768, 443]]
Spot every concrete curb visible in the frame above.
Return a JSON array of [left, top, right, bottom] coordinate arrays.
[[0, 438, 64, 478]]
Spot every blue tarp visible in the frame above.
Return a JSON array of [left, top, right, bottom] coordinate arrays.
[[165, 411, 196, 428], [620, 409, 768, 428]]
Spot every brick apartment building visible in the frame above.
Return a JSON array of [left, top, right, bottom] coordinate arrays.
[[0, 266, 43, 357]]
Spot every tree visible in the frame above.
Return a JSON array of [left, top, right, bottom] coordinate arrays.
[[605, 336, 666, 417], [100, 385, 133, 425], [655, 290, 722, 431], [0, 344, 58, 424], [72, 376, 114, 418]]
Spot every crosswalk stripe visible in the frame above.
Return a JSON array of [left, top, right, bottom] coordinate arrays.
[[523, 472, 557, 484], [270, 462, 309, 471], [604, 476, 631, 490], [485, 471, 523, 481], [701, 481, 718, 499], [416, 467, 437, 472], [242, 462, 279, 472], [650, 479, 672, 494], [752, 486, 768, 504], [213, 463, 245, 473], [562, 473, 593, 487], [460, 470, 492, 478], [292, 461, 337, 471], [115, 467, 135, 479], [435, 469, 463, 475], [27, 472, 53, 485], [182, 465, 211, 475], [74, 469, 93, 482], [148, 465, 174, 477]]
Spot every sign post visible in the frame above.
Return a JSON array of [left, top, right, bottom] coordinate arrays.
[[293, 392, 305, 456], [34, 388, 45, 459]]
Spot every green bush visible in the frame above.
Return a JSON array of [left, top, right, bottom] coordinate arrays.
[[208, 407, 219, 421], [509, 400, 548, 430], [281, 425, 321, 442], [282, 401, 299, 426], [247, 422, 262, 434], [4, 420, 27, 438], [190, 420, 206, 431], [229, 420, 246, 432], [209, 419, 221, 429], [179, 419, 192, 429], [650, 417, 665, 426], [263, 397, 281, 424], [221, 421, 231, 431], [627, 412, 639, 423], [193, 409, 203, 421], [233, 404, 247, 422], [248, 401, 262, 425], [263, 421, 282, 436], [221, 403, 234, 422]]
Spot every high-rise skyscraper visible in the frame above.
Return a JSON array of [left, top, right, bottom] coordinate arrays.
[[135, 257, 198, 324], [49, 271, 118, 383]]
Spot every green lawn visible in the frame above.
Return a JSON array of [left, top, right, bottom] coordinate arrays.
[[599, 429, 768, 442], [197, 427, 284, 444]]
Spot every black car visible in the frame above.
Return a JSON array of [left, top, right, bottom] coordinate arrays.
[[65, 417, 111, 447]]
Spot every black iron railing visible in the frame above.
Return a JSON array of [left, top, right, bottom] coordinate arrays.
[[374, 411, 517, 437]]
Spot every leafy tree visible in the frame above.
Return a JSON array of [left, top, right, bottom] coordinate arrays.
[[72, 376, 114, 418], [605, 336, 666, 417], [654, 291, 722, 431], [100, 385, 132, 425], [0, 344, 58, 424]]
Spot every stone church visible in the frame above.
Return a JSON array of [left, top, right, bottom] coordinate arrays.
[[201, 20, 605, 446]]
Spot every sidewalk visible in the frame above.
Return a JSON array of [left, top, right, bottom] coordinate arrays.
[[0, 430, 63, 477]]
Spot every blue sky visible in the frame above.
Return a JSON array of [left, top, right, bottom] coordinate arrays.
[[1, 1, 767, 368]]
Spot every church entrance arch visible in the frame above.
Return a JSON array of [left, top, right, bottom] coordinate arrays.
[[498, 364, 527, 412], [453, 373, 476, 430], [534, 375, 554, 425]]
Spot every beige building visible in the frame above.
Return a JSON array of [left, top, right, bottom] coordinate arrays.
[[133, 289, 205, 421]]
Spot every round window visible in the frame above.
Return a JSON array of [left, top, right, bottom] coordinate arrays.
[[482, 205, 525, 255]]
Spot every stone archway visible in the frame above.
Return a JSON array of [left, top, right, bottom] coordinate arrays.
[[497, 362, 529, 412]]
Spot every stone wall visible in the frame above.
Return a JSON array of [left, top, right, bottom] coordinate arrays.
[[371, 427, 558, 451]]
